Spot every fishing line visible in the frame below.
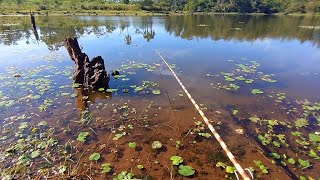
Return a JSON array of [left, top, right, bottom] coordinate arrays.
[[155, 49, 252, 180]]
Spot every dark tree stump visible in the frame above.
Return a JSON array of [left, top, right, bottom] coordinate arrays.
[[64, 37, 110, 90]]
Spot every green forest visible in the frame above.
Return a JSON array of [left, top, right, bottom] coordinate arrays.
[[0, 0, 320, 14]]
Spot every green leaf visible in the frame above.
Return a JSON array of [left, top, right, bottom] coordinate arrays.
[[295, 118, 309, 128], [98, 88, 105, 91], [178, 165, 195, 176], [309, 134, 320, 143], [225, 166, 235, 174], [128, 142, 137, 148], [288, 158, 296, 165], [245, 79, 254, 84], [216, 162, 227, 168], [170, 156, 183, 165], [89, 153, 101, 161], [272, 141, 281, 148], [251, 89, 263, 95], [298, 159, 312, 169], [137, 164, 144, 170], [31, 150, 41, 158], [106, 89, 118, 92], [151, 141, 162, 149], [232, 109, 239, 115], [270, 152, 280, 159], [77, 132, 89, 142], [152, 90, 161, 95], [101, 163, 111, 174]]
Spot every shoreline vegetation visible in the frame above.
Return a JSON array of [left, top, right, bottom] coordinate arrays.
[[1, 10, 320, 17], [0, 0, 320, 16]]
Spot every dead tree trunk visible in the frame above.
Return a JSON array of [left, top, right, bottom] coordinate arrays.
[[64, 37, 110, 90]]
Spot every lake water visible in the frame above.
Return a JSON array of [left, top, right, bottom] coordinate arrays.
[[0, 15, 320, 179]]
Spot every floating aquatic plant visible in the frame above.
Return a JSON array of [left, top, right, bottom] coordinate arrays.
[[128, 142, 137, 148], [295, 118, 309, 128], [170, 156, 183, 165], [254, 160, 268, 174], [178, 165, 195, 176], [251, 89, 263, 95], [77, 132, 89, 142], [114, 171, 134, 180], [216, 162, 227, 168], [309, 133, 320, 143], [288, 158, 296, 165], [89, 153, 101, 161], [298, 159, 312, 169], [225, 166, 236, 174], [152, 141, 162, 149], [152, 90, 161, 95], [137, 165, 144, 170], [101, 163, 111, 174]]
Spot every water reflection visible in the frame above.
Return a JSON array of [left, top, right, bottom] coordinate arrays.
[[0, 15, 319, 49], [75, 88, 112, 111]]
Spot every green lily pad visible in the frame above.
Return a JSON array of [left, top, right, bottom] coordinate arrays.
[[170, 156, 183, 165], [152, 141, 162, 149], [251, 89, 263, 95], [270, 152, 280, 159], [101, 163, 111, 173], [232, 109, 239, 115], [216, 162, 227, 168], [128, 142, 137, 148], [77, 132, 89, 142], [178, 165, 195, 177], [295, 118, 309, 128], [288, 158, 296, 164], [106, 89, 118, 92], [309, 134, 320, 143], [298, 159, 312, 169], [226, 166, 236, 174], [89, 153, 101, 161], [245, 79, 254, 84], [152, 90, 161, 95]]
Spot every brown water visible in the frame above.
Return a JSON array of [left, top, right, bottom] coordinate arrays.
[[0, 15, 320, 180]]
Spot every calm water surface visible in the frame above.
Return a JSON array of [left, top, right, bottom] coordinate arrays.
[[0, 15, 320, 179]]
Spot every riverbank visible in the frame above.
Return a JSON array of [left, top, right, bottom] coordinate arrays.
[[0, 9, 319, 17]]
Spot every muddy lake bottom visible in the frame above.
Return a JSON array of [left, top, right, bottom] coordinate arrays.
[[0, 15, 320, 179]]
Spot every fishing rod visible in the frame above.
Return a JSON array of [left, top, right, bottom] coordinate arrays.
[[155, 49, 253, 180]]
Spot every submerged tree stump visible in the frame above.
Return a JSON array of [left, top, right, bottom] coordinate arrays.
[[64, 37, 110, 90]]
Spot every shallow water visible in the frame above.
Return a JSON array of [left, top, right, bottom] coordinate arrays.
[[0, 15, 320, 179]]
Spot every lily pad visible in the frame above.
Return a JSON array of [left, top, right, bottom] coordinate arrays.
[[178, 165, 195, 177], [170, 156, 183, 165], [101, 163, 111, 173], [128, 142, 137, 148], [77, 132, 89, 142], [89, 153, 101, 161], [288, 158, 296, 164], [251, 89, 263, 95], [309, 134, 320, 143], [226, 166, 236, 173], [298, 159, 312, 169], [137, 164, 144, 169], [152, 90, 161, 95], [295, 118, 309, 128], [152, 141, 162, 149]]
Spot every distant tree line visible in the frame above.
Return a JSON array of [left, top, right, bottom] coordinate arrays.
[[1, 0, 320, 14]]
